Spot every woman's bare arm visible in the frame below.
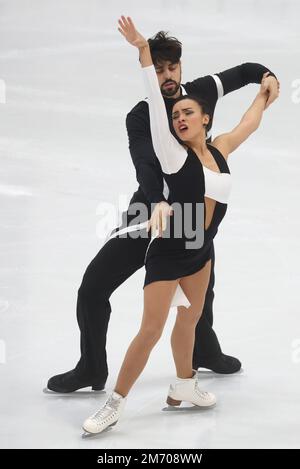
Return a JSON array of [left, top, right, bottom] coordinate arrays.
[[118, 16, 187, 175], [212, 74, 278, 159]]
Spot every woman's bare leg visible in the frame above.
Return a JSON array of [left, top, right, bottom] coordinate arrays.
[[171, 259, 212, 378], [114, 278, 179, 397]]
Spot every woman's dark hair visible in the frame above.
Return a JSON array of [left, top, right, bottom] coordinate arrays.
[[172, 94, 212, 130], [147, 31, 182, 66]]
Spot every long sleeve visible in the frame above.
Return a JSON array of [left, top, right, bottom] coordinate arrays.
[[126, 112, 167, 204], [185, 63, 277, 104], [215, 62, 278, 97], [142, 64, 188, 175], [182, 62, 278, 139]]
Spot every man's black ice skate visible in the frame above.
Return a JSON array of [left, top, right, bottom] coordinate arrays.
[[195, 353, 242, 374], [46, 369, 105, 393]]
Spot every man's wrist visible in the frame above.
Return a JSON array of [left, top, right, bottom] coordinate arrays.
[[150, 194, 167, 204], [264, 71, 277, 81], [156, 200, 168, 206]]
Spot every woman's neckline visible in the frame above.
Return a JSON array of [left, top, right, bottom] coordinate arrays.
[[184, 144, 222, 174]]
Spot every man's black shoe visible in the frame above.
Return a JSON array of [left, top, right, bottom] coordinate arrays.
[[47, 369, 105, 393], [195, 353, 242, 374]]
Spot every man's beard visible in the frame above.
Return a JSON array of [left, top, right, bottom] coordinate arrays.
[[161, 81, 181, 97]]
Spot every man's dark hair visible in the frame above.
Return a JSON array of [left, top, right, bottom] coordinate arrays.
[[147, 31, 182, 66]]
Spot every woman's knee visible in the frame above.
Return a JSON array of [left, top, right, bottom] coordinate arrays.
[[176, 307, 203, 327], [138, 325, 163, 347]]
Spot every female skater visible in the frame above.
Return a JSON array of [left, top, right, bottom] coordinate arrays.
[[82, 16, 277, 435]]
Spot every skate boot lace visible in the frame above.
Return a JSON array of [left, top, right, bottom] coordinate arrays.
[[194, 374, 211, 400], [91, 394, 121, 423]]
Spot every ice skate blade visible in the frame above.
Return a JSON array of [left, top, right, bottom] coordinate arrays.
[[81, 422, 117, 438], [162, 402, 216, 412], [43, 387, 105, 396], [196, 367, 244, 377]]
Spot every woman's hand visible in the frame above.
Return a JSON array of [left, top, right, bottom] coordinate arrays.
[[147, 201, 174, 238], [117, 15, 148, 49], [260, 72, 280, 109]]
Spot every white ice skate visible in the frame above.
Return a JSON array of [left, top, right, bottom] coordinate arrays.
[[166, 371, 216, 408], [82, 390, 126, 434]]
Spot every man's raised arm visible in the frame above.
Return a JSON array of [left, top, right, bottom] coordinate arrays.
[[215, 62, 279, 107]]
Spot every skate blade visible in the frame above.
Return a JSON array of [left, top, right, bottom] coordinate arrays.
[[81, 422, 117, 439], [43, 387, 105, 396], [196, 367, 244, 377], [162, 402, 216, 412]]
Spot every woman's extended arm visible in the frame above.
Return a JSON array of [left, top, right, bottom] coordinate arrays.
[[212, 73, 278, 158], [118, 16, 187, 175]]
